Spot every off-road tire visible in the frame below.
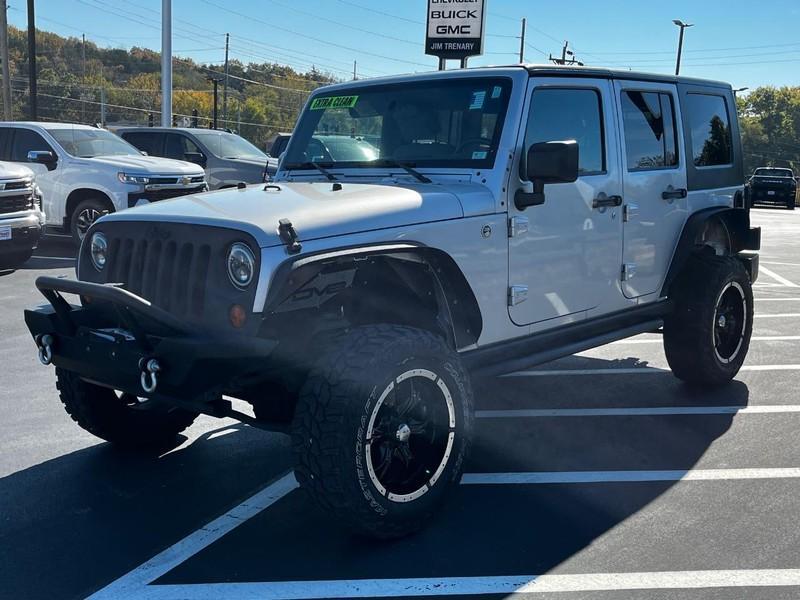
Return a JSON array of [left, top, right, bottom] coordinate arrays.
[[664, 252, 753, 386], [291, 325, 473, 539], [56, 368, 198, 448], [70, 198, 111, 245]]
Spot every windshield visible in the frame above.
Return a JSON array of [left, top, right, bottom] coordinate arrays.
[[49, 127, 140, 158], [754, 168, 793, 177], [284, 77, 512, 170], [192, 131, 266, 160]]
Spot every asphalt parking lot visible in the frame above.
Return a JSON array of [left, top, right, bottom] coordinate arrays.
[[2, 208, 800, 600]]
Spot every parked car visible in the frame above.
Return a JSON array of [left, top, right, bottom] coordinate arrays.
[[746, 167, 796, 209], [268, 132, 292, 160], [25, 66, 760, 539], [0, 123, 207, 244], [117, 128, 278, 189], [0, 161, 44, 269]]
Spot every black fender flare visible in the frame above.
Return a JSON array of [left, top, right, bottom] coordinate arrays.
[[661, 207, 761, 297], [262, 242, 483, 349]]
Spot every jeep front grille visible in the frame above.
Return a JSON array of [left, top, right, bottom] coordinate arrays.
[[106, 237, 212, 319]]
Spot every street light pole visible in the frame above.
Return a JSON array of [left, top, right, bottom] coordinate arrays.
[[673, 19, 693, 76], [161, 0, 172, 127], [733, 87, 749, 98], [26, 0, 36, 120]]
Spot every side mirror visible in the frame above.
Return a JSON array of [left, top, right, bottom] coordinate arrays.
[[27, 150, 57, 171], [184, 152, 207, 167], [140, 150, 149, 156], [515, 141, 579, 210]]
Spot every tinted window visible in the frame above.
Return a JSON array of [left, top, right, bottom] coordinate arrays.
[[11, 128, 53, 162], [164, 133, 201, 160], [122, 132, 164, 157], [526, 88, 604, 175], [621, 91, 678, 170], [0, 128, 12, 160], [686, 94, 732, 167]]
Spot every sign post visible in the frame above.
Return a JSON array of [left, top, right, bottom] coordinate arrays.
[[425, 0, 486, 70]]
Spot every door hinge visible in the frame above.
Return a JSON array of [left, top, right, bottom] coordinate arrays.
[[621, 263, 637, 281], [508, 216, 529, 238], [508, 285, 529, 306]]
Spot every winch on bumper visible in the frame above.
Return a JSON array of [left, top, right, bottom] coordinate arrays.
[[25, 276, 277, 403]]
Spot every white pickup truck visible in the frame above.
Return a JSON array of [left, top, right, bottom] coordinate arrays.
[[0, 123, 207, 244]]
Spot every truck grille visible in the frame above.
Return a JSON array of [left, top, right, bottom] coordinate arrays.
[[127, 184, 206, 207], [105, 237, 212, 319], [0, 193, 34, 214]]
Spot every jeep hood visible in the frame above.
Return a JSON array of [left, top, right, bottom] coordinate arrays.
[[101, 181, 480, 247]]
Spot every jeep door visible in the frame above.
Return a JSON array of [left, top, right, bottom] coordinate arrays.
[[613, 80, 688, 298], [508, 78, 624, 326]]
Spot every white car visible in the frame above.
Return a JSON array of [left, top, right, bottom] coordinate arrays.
[[0, 161, 44, 269], [0, 123, 207, 244]]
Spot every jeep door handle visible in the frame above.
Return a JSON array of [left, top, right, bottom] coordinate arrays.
[[592, 194, 623, 209], [662, 187, 688, 200]]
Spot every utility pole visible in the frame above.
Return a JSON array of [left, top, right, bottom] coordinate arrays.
[[100, 87, 106, 126], [519, 18, 526, 63], [353, 60, 357, 81], [673, 20, 693, 76], [222, 32, 229, 123], [81, 34, 86, 122], [160, 0, 172, 127], [26, 0, 36, 120], [0, 1, 12, 120], [208, 76, 219, 129], [549, 41, 583, 66]]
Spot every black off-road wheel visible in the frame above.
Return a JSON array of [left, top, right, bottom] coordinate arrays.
[[664, 252, 753, 386], [291, 325, 473, 539], [56, 368, 198, 448], [70, 198, 111, 245]]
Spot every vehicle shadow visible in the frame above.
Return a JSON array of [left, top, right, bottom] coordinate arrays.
[[19, 234, 77, 271], [1, 355, 748, 598]]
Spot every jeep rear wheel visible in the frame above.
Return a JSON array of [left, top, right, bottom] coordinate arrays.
[[56, 368, 198, 448], [664, 253, 753, 386], [291, 325, 473, 539]]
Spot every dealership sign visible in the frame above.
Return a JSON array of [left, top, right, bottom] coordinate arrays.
[[425, 0, 486, 60]]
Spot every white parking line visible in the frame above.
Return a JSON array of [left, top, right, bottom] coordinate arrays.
[[756, 297, 800, 302], [30, 255, 75, 261], [612, 335, 800, 345], [755, 313, 800, 318], [88, 473, 298, 600], [461, 467, 800, 485], [106, 570, 800, 598], [759, 266, 799, 288], [505, 365, 800, 377], [761, 261, 800, 267], [476, 405, 800, 418]]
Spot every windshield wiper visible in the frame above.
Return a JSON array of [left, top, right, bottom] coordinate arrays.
[[284, 161, 338, 181], [374, 159, 432, 184]]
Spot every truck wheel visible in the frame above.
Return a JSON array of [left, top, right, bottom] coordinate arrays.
[[56, 368, 198, 448], [664, 253, 753, 386], [291, 325, 473, 539], [70, 198, 111, 245]]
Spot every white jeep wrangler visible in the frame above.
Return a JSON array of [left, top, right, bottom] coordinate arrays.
[[25, 66, 760, 539]]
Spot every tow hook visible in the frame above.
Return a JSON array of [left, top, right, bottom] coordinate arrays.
[[36, 334, 54, 365], [139, 358, 161, 394]]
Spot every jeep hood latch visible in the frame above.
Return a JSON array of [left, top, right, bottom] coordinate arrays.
[[278, 218, 302, 254]]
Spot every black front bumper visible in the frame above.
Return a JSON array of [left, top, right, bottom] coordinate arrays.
[[25, 276, 277, 402]]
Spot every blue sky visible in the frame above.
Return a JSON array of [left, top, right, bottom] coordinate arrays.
[[8, 0, 800, 89]]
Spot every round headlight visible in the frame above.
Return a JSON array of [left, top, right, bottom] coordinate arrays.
[[90, 232, 108, 271], [227, 243, 256, 289]]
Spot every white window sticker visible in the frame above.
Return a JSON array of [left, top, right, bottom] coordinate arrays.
[[469, 90, 486, 110], [472, 151, 488, 160], [491, 86, 502, 99], [0, 226, 11, 241]]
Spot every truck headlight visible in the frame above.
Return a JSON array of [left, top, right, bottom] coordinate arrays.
[[227, 243, 256, 289], [118, 172, 150, 185], [90, 232, 108, 271]]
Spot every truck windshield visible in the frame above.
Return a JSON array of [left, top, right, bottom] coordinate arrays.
[[754, 168, 793, 177], [284, 77, 512, 171], [49, 128, 140, 158], [192, 131, 266, 160]]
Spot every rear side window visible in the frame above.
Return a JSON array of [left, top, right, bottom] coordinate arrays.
[[686, 94, 732, 167], [0, 127, 12, 160], [526, 88, 605, 175], [122, 132, 163, 157], [11, 128, 53, 162], [621, 91, 678, 171], [164, 133, 201, 161]]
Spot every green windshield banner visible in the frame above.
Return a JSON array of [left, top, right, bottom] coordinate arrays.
[[310, 95, 359, 110]]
